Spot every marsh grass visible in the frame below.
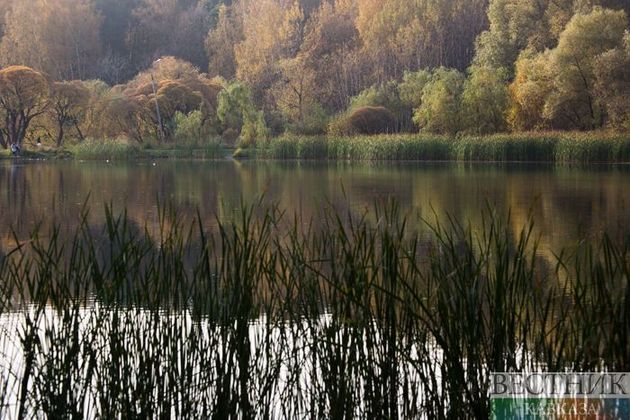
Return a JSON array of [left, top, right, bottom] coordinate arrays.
[[0, 202, 627, 418], [69, 139, 137, 160], [258, 132, 630, 163], [67, 139, 225, 161]]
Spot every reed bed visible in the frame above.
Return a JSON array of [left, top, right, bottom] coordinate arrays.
[[68, 139, 138, 160], [257, 132, 630, 163], [67, 139, 225, 161], [0, 202, 627, 418]]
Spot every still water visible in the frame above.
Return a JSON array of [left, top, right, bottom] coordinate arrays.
[[0, 159, 628, 418], [1, 159, 629, 252]]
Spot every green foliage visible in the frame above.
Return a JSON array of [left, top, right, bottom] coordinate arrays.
[[398, 69, 432, 109], [173, 110, 218, 146], [509, 8, 629, 130], [546, 7, 627, 129], [461, 66, 509, 134], [595, 33, 630, 130], [415, 68, 465, 134], [217, 81, 268, 147], [259, 131, 630, 163], [288, 102, 329, 136]]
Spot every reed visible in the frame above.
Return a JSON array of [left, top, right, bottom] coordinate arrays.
[[256, 132, 630, 163], [68, 139, 137, 160], [68, 139, 225, 161], [0, 201, 627, 418]]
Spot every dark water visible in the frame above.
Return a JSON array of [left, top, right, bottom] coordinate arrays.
[[1, 160, 629, 253]]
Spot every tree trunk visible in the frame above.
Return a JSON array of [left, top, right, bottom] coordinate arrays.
[[56, 123, 65, 147], [0, 130, 6, 149], [74, 120, 85, 142]]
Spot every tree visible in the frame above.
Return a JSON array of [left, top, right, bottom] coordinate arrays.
[[217, 81, 268, 146], [0, 66, 50, 149], [271, 56, 328, 134], [595, 33, 630, 130], [473, 0, 630, 77], [205, 4, 243, 79], [0, 0, 103, 80], [49, 81, 91, 146], [126, 56, 204, 90], [93, 0, 138, 83], [297, 0, 363, 112], [234, 0, 306, 101], [508, 50, 554, 130], [461, 66, 509, 134], [356, 0, 489, 83], [398, 69, 432, 110], [544, 7, 627, 129], [414, 68, 465, 134], [127, 0, 213, 74]]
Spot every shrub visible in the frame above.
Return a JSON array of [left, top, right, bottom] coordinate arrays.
[[329, 106, 399, 136]]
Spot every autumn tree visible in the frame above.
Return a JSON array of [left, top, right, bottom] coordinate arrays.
[[356, 0, 489, 83], [545, 8, 627, 129], [0, 66, 50, 149], [509, 8, 628, 130], [474, 0, 630, 77], [123, 57, 223, 141], [595, 33, 630, 130], [508, 50, 554, 130], [48, 81, 91, 146], [297, 0, 363, 112], [0, 0, 103, 80], [271, 56, 328, 134], [205, 3, 244, 79], [235, 0, 306, 102], [127, 0, 214, 73]]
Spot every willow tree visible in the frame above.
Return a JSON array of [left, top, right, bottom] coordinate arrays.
[[49, 81, 90, 146], [595, 33, 630, 130], [509, 7, 628, 130], [0, 66, 50, 149]]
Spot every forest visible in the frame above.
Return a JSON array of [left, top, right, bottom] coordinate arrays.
[[0, 0, 629, 150]]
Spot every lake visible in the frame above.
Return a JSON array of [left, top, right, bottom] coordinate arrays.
[[0, 159, 629, 418], [1, 160, 629, 253]]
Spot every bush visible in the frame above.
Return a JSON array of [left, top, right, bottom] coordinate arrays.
[[329, 106, 399, 136]]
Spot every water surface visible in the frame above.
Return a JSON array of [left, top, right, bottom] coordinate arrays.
[[1, 160, 629, 253]]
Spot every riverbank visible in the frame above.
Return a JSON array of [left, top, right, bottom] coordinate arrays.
[[3, 131, 630, 163], [0, 140, 228, 161]]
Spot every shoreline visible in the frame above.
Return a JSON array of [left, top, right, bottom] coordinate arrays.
[[2, 132, 630, 164]]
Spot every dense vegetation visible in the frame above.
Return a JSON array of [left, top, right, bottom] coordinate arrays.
[[258, 132, 630, 163], [0, 0, 629, 154], [0, 202, 627, 417]]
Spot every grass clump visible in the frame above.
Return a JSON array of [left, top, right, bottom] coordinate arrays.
[[69, 139, 137, 160]]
